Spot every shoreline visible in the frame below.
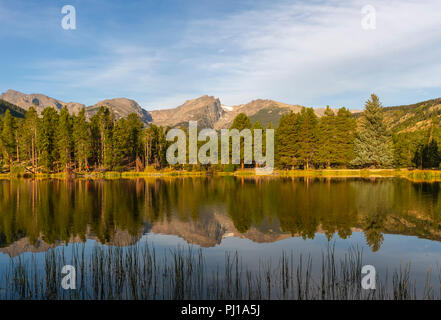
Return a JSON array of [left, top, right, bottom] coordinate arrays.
[[1, 168, 441, 181]]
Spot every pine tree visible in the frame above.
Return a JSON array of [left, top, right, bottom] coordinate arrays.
[[143, 124, 167, 169], [125, 113, 144, 165], [0, 110, 16, 170], [57, 107, 73, 172], [275, 112, 300, 169], [230, 113, 252, 169], [252, 121, 264, 168], [15, 119, 25, 163], [143, 126, 154, 167], [297, 107, 318, 169], [231, 113, 251, 130], [315, 106, 336, 168], [112, 118, 128, 169], [38, 107, 59, 172], [334, 107, 356, 166], [352, 94, 394, 168], [90, 107, 114, 169], [0, 117, 3, 167], [22, 107, 39, 171], [73, 108, 92, 171], [413, 121, 441, 169]]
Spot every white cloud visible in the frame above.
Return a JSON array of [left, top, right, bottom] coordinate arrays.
[[27, 43, 162, 105], [176, 0, 441, 107], [15, 0, 441, 109]]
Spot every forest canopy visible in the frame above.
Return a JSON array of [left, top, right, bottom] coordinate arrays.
[[0, 94, 440, 174]]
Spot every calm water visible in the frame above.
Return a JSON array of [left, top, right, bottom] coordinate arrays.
[[1, 177, 441, 297]]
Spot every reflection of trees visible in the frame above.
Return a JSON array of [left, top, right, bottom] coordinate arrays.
[[362, 212, 386, 252], [0, 178, 440, 251], [226, 179, 265, 233], [0, 180, 148, 246], [412, 182, 441, 223], [352, 180, 394, 251], [413, 139, 440, 169]]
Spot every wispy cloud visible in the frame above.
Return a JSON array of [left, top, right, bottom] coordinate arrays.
[[2, 0, 441, 109], [177, 0, 441, 107]]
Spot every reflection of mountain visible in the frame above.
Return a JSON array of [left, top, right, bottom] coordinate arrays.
[[0, 237, 61, 257], [151, 212, 292, 247], [0, 226, 150, 258], [1, 178, 441, 255], [383, 214, 441, 241]]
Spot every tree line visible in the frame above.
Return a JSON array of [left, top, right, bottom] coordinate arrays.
[[0, 106, 165, 174], [0, 94, 440, 174], [277, 94, 441, 169]]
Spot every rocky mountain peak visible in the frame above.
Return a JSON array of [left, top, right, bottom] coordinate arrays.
[[0, 89, 85, 114], [87, 97, 152, 124], [150, 95, 225, 128]]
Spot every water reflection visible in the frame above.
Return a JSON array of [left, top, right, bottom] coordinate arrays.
[[0, 177, 441, 256]]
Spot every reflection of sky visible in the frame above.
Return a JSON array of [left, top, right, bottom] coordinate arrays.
[[148, 231, 441, 293], [2, 231, 440, 295]]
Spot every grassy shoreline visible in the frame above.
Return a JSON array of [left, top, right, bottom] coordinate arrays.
[[1, 168, 441, 181]]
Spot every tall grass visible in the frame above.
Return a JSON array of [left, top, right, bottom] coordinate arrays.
[[0, 243, 439, 300]]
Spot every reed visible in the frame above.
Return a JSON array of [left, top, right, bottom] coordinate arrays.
[[0, 242, 439, 300]]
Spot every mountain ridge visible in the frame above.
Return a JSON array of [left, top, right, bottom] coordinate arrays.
[[87, 98, 153, 124], [2, 89, 440, 132], [0, 89, 85, 115], [0, 89, 154, 124]]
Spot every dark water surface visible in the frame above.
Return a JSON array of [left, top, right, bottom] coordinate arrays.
[[0, 177, 441, 298]]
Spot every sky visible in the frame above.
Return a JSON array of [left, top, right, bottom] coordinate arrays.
[[1, 0, 441, 110]]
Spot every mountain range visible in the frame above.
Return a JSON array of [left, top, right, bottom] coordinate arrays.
[[0, 89, 353, 128], [1, 89, 440, 132]]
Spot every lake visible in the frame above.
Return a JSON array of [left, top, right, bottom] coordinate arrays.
[[0, 177, 441, 299]]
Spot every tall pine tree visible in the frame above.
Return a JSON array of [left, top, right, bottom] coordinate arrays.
[[229, 113, 252, 169], [1, 110, 16, 170], [22, 107, 39, 171], [334, 107, 356, 167], [297, 107, 318, 169], [352, 94, 393, 168], [315, 106, 336, 168], [57, 107, 73, 172], [276, 112, 300, 169], [73, 108, 92, 171], [38, 107, 59, 172]]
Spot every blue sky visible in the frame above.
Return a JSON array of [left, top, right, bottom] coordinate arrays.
[[1, 0, 441, 110]]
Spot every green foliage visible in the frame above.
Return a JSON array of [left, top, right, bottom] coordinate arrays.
[[393, 132, 423, 167], [384, 97, 441, 132], [296, 108, 318, 169], [38, 108, 59, 172], [230, 113, 251, 131], [73, 109, 92, 171], [0, 93, 439, 173], [9, 163, 26, 177], [223, 163, 236, 172], [315, 106, 335, 168], [21, 107, 38, 169], [0, 110, 16, 166], [334, 108, 356, 166], [276, 111, 300, 169], [413, 140, 440, 169], [249, 106, 289, 127], [352, 94, 394, 168], [90, 107, 115, 169], [229, 113, 252, 168], [0, 99, 26, 118], [56, 107, 73, 170], [144, 124, 167, 168]]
